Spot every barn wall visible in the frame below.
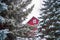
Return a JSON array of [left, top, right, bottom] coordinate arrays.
[[27, 17, 39, 26]]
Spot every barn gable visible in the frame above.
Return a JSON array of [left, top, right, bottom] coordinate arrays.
[[27, 17, 39, 26]]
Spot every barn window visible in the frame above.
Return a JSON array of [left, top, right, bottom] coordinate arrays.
[[33, 19, 36, 23]]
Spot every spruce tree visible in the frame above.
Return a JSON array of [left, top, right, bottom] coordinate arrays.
[[40, 0, 60, 38], [0, 0, 35, 38]]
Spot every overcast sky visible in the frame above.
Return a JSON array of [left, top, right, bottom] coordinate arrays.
[[22, 0, 44, 24]]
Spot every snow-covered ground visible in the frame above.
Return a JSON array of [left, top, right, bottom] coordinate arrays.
[[16, 37, 41, 40], [22, 0, 45, 24], [16, 36, 47, 40]]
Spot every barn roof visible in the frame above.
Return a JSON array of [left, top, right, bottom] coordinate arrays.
[[22, 14, 41, 24]]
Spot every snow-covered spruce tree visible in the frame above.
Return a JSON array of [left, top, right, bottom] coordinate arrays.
[[0, 0, 35, 37], [40, 0, 60, 38], [15, 25, 37, 38]]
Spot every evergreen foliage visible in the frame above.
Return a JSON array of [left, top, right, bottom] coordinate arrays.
[[0, 0, 35, 38], [40, 0, 60, 38]]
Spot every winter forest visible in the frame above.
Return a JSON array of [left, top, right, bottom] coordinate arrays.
[[0, 0, 60, 40]]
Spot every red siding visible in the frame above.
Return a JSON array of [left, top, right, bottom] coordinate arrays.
[[33, 27, 38, 31], [27, 17, 39, 26]]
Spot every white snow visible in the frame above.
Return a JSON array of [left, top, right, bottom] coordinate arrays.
[[0, 16, 5, 23], [44, 35, 50, 38], [23, 8, 27, 12], [22, 0, 44, 24], [49, 25, 55, 28], [57, 21, 60, 24]]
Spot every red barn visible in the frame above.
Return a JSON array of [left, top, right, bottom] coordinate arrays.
[[27, 17, 39, 26]]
